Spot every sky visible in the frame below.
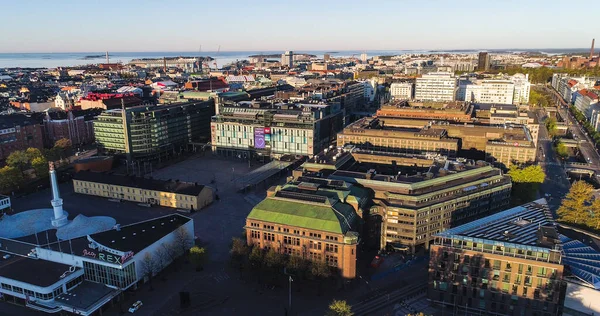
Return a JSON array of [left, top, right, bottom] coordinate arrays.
[[0, 0, 596, 53]]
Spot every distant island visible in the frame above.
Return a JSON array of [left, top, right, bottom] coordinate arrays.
[[248, 53, 317, 58], [81, 55, 105, 60]]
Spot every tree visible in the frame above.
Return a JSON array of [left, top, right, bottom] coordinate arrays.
[[264, 248, 284, 269], [310, 260, 331, 296], [286, 254, 308, 274], [230, 237, 250, 278], [189, 246, 207, 271], [590, 198, 600, 230], [545, 117, 557, 136], [557, 181, 594, 224], [326, 299, 353, 316], [6, 150, 29, 173], [0, 166, 24, 193], [25, 147, 44, 161], [507, 165, 546, 204], [54, 138, 72, 159], [140, 253, 158, 290], [155, 246, 170, 273], [173, 226, 193, 257], [555, 141, 569, 160], [249, 246, 264, 266], [31, 156, 49, 178], [161, 242, 178, 266]]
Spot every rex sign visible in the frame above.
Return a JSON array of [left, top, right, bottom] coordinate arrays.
[[82, 249, 135, 265]]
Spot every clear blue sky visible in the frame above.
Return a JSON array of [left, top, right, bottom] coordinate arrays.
[[1, 0, 596, 53]]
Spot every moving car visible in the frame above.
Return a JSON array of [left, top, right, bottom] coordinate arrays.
[[370, 255, 384, 268], [128, 301, 143, 313]]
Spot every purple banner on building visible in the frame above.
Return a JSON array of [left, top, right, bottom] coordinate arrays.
[[254, 128, 265, 149]]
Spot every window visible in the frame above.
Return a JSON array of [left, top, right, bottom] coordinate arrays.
[[250, 222, 259, 228], [308, 252, 322, 261], [251, 230, 260, 239], [264, 233, 275, 241], [325, 235, 338, 241], [325, 244, 338, 253], [309, 232, 322, 239], [309, 241, 322, 250], [263, 225, 274, 230], [325, 254, 338, 267]]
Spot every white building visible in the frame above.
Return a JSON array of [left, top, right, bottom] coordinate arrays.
[[464, 80, 515, 104], [390, 82, 413, 99], [510, 73, 531, 104], [0, 195, 10, 213], [360, 53, 368, 62], [363, 79, 377, 102], [281, 51, 294, 68], [414, 72, 457, 102]]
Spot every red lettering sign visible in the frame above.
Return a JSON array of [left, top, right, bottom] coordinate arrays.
[[121, 251, 135, 263], [82, 249, 97, 258], [264, 127, 271, 134]]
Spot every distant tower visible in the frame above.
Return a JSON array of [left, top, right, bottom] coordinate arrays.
[[478, 52, 490, 71], [281, 51, 294, 68], [360, 53, 368, 62], [106, 51, 109, 64], [591, 39, 595, 59], [49, 162, 68, 227]]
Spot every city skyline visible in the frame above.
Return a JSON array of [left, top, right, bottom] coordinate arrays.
[[1, 0, 597, 53]]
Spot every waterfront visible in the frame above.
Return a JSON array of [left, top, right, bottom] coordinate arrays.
[[0, 48, 591, 69]]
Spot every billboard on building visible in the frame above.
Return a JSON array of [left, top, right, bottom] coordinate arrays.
[[254, 128, 265, 149]]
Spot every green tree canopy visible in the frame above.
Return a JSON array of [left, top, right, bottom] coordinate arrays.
[[508, 165, 546, 183], [249, 246, 263, 266], [326, 299, 353, 316], [31, 156, 49, 178], [590, 198, 600, 230], [6, 150, 29, 172], [264, 248, 284, 269], [189, 246, 207, 269], [0, 166, 24, 193], [555, 142, 569, 160], [545, 117, 557, 136], [54, 138, 72, 149], [25, 148, 44, 161], [557, 181, 594, 224]]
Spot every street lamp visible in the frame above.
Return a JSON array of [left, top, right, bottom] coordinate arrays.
[[288, 276, 293, 312]]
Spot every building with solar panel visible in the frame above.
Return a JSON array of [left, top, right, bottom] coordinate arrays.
[[428, 198, 567, 315], [244, 177, 368, 279]]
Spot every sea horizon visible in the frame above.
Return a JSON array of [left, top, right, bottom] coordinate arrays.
[[0, 48, 593, 69]]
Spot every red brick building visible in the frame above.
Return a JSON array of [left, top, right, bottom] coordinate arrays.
[[0, 115, 44, 161], [44, 110, 96, 147]]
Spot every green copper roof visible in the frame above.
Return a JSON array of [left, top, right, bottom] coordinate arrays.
[[248, 198, 356, 234]]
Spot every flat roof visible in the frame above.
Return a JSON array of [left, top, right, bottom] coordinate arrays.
[[89, 214, 192, 253], [54, 281, 117, 311], [73, 171, 206, 196], [0, 254, 81, 287]]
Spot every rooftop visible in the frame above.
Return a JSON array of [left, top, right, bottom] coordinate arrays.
[[88, 214, 192, 253], [247, 183, 360, 234], [73, 171, 207, 196], [0, 254, 81, 287], [436, 198, 557, 249]]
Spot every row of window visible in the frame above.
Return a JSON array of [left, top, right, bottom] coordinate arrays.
[[249, 222, 340, 242]]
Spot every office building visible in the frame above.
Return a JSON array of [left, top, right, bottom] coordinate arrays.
[[211, 101, 343, 159], [360, 53, 368, 62], [511, 73, 531, 104], [0, 114, 44, 161], [296, 147, 511, 252], [245, 177, 364, 279], [79, 93, 143, 110], [377, 100, 474, 123], [573, 89, 599, 119], [478, 52, 490, 71], [415, 72, 457, 102], [94, 100, 215, 161], [428, 199, 567, 316], [390, 82, 414, 99], [338, 116, 536, 168], [72, 171, 214, 211], [336, 117, 460, 157], [464, 80, 515, 104], [281, 51, 294, 68]]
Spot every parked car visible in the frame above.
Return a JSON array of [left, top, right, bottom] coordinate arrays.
[[128, 301, 143, 313]]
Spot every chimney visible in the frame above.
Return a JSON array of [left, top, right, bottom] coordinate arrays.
[[591, 39, 596, 59]]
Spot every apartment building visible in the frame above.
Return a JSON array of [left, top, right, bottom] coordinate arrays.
[[478, 52, 490, 71], [94, 100, 214, 160], [72, 171, 214, 210], [0, 114, 44, 161], [245, 178, 364, 279], [428, 199, 566, 316], [211, 101, 343, 159], [573, 89, 599, 119], [415, 72, 457, 102], [390, 82, 414, 99], [511, 73, 531, 104]]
